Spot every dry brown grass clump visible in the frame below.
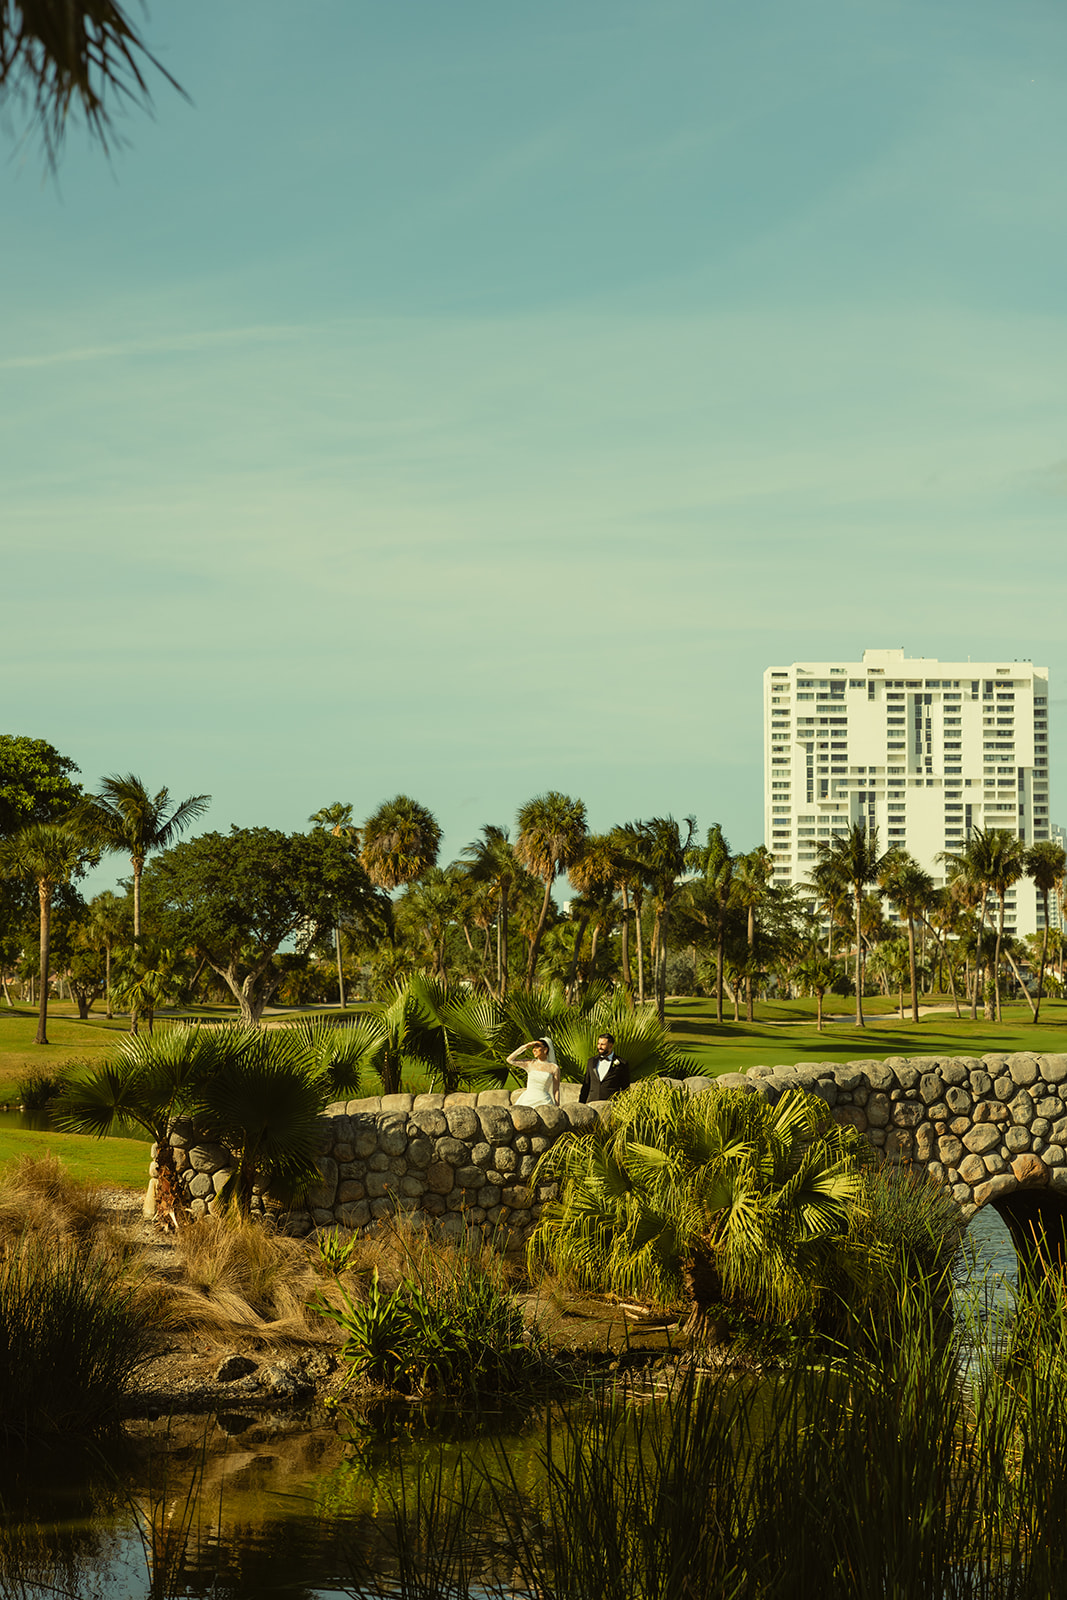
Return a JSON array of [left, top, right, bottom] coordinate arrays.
[[0, 1153, 114, 1257], [166, 1212, 329, 1342]]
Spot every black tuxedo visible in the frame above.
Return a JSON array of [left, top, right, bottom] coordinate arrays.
[[579, 1052, 630, 1103]]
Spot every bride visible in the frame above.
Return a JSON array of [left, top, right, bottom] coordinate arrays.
[[506, 1036, 561, 1108]]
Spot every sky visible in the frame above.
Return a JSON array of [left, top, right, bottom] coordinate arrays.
[[3, 0, 1066, 899]]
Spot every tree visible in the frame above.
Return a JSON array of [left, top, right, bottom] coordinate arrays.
[[515, 792, 587, 989], [309, 802, 360, 1009], [941, 828, 1024, 1023], [683, 824, 737, 1024], [0, 821, 97, 1043], [462, 825, 519, 998], [792, 949, 839, 1030], [733, 845, 773, 1022], [361, 795, 442, 892], [0, 735, 81, 834], [1026, 840, 1067, 1024], [0, 0, 184, 163], [84, 889, 131, 1018], [813, 824, 886, 1028], [147, 825, 386, 1025], [529, 1079, 869, 1343], [78, 774, 210, 943], [878, 851, 934, 1024], [565, 833, 619, 995], [615, 817, 697, 1024]]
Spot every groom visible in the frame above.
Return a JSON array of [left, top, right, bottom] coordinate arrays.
[[579, 1032, 630, 1103]]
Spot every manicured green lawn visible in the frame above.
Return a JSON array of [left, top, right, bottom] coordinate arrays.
[[0, 1125, 148, 1189], [667, 996, 1067, 1076]]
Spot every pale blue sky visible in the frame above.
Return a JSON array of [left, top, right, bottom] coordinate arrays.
[[3, 0, 1066, 897]]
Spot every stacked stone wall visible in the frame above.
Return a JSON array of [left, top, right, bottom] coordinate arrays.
[[152, 1053, 1067, 1236]]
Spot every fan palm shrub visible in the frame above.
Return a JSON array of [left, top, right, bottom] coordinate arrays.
[[528, 1079, 872, 1342]]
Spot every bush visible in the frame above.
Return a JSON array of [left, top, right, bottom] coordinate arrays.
[[315, 1245, 555, 1399], [15, 1066, 70, 1110], [0, 1236, 156, 1438]]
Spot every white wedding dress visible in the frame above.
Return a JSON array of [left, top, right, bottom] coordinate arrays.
[[514, 1068, 557, 1108]]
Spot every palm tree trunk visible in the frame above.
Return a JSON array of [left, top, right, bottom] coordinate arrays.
[[566, 915, 589, 997], [334, 923, 346, 1009], [1003, 944, 1037, 1021], [907, 912, 919, 1024], [746, 904, 755, 1023], [853, 888, 865, 1027], [500, 883, 510, 999], [994, 897, 1005, 1023], [634, 898, 646, 1004], [716, 919, 725, 1025], [816, 988, 824, 1031], [105, 940, 113, 1018], [1035, 891, 1050, 1024], [525, 877, 555, 987], [35, 879, 51, 1045], [619, 884, 632, 995], [132, 859, 143, 942]]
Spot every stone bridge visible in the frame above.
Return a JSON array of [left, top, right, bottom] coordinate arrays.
[[159, 1052, 1067, 1269]]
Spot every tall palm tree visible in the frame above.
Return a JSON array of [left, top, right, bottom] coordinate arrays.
[[878, 850, 934, 1024], [942, 828, 1024, 1023], [614, 817, 696, 1024], [85, 889, 130, 1018], [309, 802, 360, 1009], [0, 822, 97, 1043], [1026, 839, 1067, 1024], [684, 824, 737, 1024], [734, 845, 773, 1022], [361, 795, 442, 891], [462, 825, 518, 997], [814, 824, 885, 1028], [566, 833, 619, 995], [514, 792, 587, 989], [78, 775, 210, 942]]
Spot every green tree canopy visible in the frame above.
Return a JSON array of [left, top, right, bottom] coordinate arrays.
[[146, 826, 389, 1025]]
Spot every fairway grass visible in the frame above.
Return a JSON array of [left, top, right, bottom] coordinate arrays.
[[669, 996, 1067, 1075], [0, 1125, 148, 1189]]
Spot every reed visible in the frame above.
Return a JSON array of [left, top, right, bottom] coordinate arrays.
[[349, 1268, 1067, 1599]]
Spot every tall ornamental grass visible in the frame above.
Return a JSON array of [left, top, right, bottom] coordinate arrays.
[[0, 1237, 155, 1439], [349, 1271, 1067, 1600]]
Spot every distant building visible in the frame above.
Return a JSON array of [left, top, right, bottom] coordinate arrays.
[[763, 648, 1050, 938]]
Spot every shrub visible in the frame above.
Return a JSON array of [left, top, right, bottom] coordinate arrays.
[[15, 1066, 69, 1110], [0, 1236, 156, 1438]]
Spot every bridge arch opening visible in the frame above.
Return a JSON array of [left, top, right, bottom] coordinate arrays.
[[989, 1187, 1067, 1281]]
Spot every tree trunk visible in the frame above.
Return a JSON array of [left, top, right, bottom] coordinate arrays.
[[816, 989, 824, 1030], [525, 876, 555, 987], [716, 920, 725, 1025], [334, 923, 346, 1009], [907, 912, 919, 1023], [105, 940, 113, 1018], [1035, 891, 1050, 1024], [853, 888, 865, 1028], [993, 896, 1005, 1023], [132, 858, 143, 942], [566, 915, 589, 998], [746, 904, 755, 1023], [620, 884, 632, 996], [634, 898, 645, 1005], [500, 882, 510, 999], [35, 879, 51, 1045], [1004, 945, 1038, 1021]]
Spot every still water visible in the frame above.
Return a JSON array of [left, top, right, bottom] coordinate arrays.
[[0, 1209, 1025, 1600]]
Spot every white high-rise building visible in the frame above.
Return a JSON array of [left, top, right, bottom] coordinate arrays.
[[763, 649, 1051, 937]]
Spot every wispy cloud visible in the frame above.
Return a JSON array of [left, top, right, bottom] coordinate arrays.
[[0, 323, 304, 371]]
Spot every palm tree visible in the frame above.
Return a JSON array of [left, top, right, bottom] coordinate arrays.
[[566, 834, 619, 995], [78, 775, 210, 942], [0, 0, 186, 163], [683, 824, 737, 1023], [734, 845, 773, 1022], [309, 802, 360, 1008], [813, 824, 885, 1028], [529, 1079, 869, 1342], [792, 949, 838, 1031], [0, 821, 97, 1044], [614, 817, 696, 1024], [85, 889, 131, 1018], [1026, 839, 1067, 1023], [923, 888, 964, 1019], [361, 795, 442, 891], [942, 828, 1024, 1023], [462, 825, 518, 997], [878, 851, 934, 1024], [514, 792, 587, 988]]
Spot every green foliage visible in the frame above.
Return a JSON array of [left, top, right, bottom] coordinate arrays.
[[145, 825, 388, 1023], [315, 1229, 362, 1276], [0, 735, 81, 835], [315, 1260, 549, 1398], [15, 1064, 68, 1109], [529, 1079, 872, 1330]]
